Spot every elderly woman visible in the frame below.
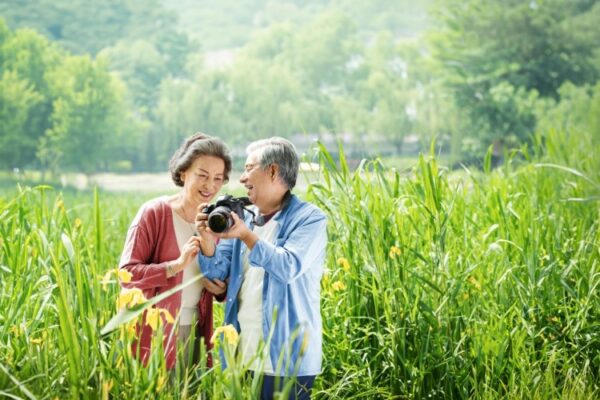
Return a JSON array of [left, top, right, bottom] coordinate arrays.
[[119, 132, 230, 370], [197, 137, 327, 399]]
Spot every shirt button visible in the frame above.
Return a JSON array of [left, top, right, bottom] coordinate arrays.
[[228, 298, 233, 302]]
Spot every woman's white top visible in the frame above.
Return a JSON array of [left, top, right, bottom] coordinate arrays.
[[172, 211, 204, 326]]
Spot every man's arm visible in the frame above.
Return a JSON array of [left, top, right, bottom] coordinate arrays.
[[249, 210, 327, 283]]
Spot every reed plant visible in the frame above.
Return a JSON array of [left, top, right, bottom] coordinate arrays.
[[309, 129, 599, 399], [0, 127, 598, 399]]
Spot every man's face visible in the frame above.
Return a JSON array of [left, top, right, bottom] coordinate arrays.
[[240, 150, 274, 210]]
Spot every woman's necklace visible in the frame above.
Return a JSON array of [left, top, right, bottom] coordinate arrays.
[[176, 204, 197, 239], [179, 205, 195, 224], [178, 200, 196, 224]]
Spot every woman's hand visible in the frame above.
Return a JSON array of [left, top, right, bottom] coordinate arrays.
[[201, 278, 227, 296], [169, 235, 201, 275], [195, 203, 218, 255], [195, 203, 212, 237]]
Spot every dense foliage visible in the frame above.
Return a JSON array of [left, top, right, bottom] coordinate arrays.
[[1, 1, 599, 172], [0, 127, 598, 399], [0, 19, 129, 172]]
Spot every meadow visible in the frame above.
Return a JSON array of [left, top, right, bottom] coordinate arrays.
[[0, 128, 598, 399]]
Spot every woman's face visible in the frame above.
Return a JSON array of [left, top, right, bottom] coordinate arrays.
[[180, 155, 226, 205]]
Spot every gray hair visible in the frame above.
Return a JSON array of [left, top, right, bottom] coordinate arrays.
[[247, 137, 299, 189], [169, 132, 232, 187]]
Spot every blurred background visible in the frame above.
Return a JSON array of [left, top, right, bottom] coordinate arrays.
[[1, 0, 599, 191], [1, 3, 599, 398]]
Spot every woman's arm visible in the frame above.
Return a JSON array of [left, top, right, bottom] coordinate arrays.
[[119, 222, 172, 290]]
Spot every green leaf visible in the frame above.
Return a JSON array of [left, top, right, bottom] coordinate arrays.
[[61, 233, 75, 264], [100, 273, 204, 335]]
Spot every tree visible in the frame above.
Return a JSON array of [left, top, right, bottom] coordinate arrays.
[[428, 0, 600, 155], [39, 55, 126, 174], [0, 70, 43, 169], [0, 19, 60, 169], [99, 40, 167, 114], [354, 32, 414, 153], [290, 10, 360, 88]]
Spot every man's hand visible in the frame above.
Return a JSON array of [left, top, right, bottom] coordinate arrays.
[[217, 212, 259, 250], [201, 277, 227, 296]]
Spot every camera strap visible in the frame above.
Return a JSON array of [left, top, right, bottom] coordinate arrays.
[[250, 190, 292, 227]]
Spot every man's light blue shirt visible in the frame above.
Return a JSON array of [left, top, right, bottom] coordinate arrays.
[[199, 194, 327, 376]]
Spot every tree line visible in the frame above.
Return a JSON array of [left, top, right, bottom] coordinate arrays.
[[1, 0, 599, 174]]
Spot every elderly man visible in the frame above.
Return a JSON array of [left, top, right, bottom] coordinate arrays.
[[196, 137, 327, 399]]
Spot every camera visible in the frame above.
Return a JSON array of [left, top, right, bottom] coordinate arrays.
[[202, 194, 251, 233]]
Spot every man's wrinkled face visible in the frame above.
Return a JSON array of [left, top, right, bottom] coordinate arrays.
[[240, 150, 275, 210]]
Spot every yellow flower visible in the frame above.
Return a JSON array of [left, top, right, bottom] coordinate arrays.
[[146, 308, 161, 331], [117, 288, 146, 309], [101, 379, 113, 400], [337, 257, 350, 272], [103, 268, 132, 289], [389, 246, 402, 258], [331, 281, 346, 292], [124, 320, 137, 337], [161, 308, 175, 324], [118, 269, 132, 284], [30, 337, 42, 345], [101, 269, 114, 290], [322, 273, 330, 286], [156, 375, 167, 391], [211, 324, 239, 345], [467, 276, 482, 291], [9, 325, 22, 336], [74, 218, 82, 229], [144, 308, 174, 331]]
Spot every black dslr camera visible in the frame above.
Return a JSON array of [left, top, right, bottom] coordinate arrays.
[[202, 194, 251, 233]]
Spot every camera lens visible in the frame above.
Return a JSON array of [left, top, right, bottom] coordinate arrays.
[[208, 207, 232, 233]]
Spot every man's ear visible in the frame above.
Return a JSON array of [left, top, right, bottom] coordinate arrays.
[[270, 164, 279, 180]]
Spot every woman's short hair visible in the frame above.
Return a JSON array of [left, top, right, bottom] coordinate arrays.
[[169, 132, 232, 187], [246, 137, 299, 189]]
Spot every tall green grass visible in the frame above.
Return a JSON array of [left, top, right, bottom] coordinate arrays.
[[0, 128, 598, 399], [308, 129, 599, 399]]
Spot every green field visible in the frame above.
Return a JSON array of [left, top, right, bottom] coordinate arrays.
[[1, 129, 598, 399]]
